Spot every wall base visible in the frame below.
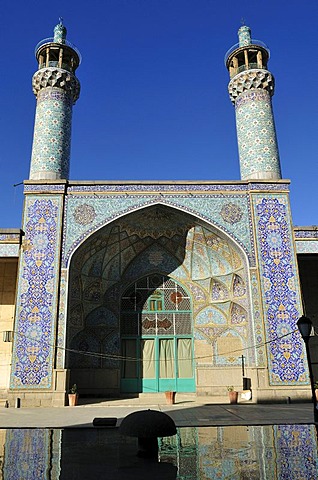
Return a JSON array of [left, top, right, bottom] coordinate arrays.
[[3, 366, 313, 407]]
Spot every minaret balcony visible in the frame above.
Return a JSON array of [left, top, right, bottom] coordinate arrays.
[[38, 61, 74, 71], [35, 37, 81, 59], [35, 38, 81, 74], [225, 40, 270, 79], [225, 40, 269, 63], [234, 63, 261, 76]]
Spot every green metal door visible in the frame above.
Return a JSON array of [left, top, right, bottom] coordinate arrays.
[[120, 274, 195, 393]]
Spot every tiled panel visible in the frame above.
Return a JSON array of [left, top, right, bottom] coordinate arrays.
[[30, 88, 73, 179], [235, 89, 281, 179], [253, 194, 307, 385], [10, 196, 63, 388]]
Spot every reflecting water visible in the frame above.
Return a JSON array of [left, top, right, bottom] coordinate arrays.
[[1, 424, 317, 479]]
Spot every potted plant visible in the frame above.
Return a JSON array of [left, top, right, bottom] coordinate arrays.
[[68, 384, 78, 406], [227, 386, 238, 404], [165, 391, 176, 405], [314, 381, 318, 402]]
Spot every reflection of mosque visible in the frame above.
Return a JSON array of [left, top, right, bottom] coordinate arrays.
[[0, 22, 317, 406], [1, 425, 318, 478]]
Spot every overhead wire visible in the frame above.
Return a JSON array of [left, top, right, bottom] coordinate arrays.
[[6, 326, 302, 364]]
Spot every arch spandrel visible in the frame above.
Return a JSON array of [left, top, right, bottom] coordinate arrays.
[[63, 197, 254, 268]]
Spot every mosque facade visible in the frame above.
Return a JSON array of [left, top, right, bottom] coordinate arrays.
[[0, 23, 317, 406]]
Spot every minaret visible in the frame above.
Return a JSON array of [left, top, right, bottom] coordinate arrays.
[[225, 26, 282, 180], [29, 21, 81, 180]]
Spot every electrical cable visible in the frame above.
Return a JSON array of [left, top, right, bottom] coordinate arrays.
[[9, 326, 301, 363]]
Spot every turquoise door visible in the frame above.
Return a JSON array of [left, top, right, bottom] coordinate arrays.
[[120, 274, 195, 393]]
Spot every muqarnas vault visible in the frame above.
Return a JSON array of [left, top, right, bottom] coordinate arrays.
[[0, 22, 317, 406]]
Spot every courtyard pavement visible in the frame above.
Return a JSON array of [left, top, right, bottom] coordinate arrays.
[[0, 395, 315, 429]]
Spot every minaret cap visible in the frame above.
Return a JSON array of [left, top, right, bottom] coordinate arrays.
[[54, 19, 67, 44], [238, 25, 251, 47]]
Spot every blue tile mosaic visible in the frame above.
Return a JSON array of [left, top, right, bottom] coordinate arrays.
[[238, 25, 251, 46], [295, 240, 318, 254], [4, 429, 51, 479], [235, 88, 281, 180], [250, 269, 266, 367], [24, 184, 67, 193], [2, 425, 318, 479], [30, 88, 73, 180], [294, 229, 318, 238], [67, 182, 290, 193], [253, 194, 307, 385], [64, 207, 254, 370], [10, 196, 63, 388], [275, 424, 318, 479], [62, 194, 254, 267], [0, 233, 20, 241], [0, 244, 19, 257]]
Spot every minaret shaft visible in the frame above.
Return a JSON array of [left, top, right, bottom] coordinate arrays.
[[226, 26, 282, 180], [234, 85, 281, 180], [29, 22, 80, 180], [30, 87, 73, 180]]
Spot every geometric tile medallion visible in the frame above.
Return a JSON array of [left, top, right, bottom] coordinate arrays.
[[63, 193, 254, 267]]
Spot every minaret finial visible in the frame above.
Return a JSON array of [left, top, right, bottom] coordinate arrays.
[[54, 19, 67, 44], [238, 25, 251, 47]]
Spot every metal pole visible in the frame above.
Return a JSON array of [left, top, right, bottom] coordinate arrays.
[[241, 355, 245, 377], [304, 339, 318, 422]]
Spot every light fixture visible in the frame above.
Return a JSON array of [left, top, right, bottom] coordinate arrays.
[[3, 331, 13, 342], [297, 316, 318, 422]]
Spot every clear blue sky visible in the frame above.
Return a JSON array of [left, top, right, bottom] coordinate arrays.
[[1, 0, 318, 227]]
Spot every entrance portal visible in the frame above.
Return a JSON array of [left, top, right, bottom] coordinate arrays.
[[120, 274, 195, 393]]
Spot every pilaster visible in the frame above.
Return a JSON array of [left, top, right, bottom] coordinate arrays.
[[251, 189, 307, 385], [10, 182, 67, 391]]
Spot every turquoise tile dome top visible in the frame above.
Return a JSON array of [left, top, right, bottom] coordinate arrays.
[[53, 19, 67, 44], [238, 25, 251, 46]]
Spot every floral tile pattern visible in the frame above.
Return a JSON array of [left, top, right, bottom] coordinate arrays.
[[295, 240, 318, 253], [62, 194, 254, 267], [10, 196, 63, 388], [253, 194, 306, 385], [0, 244, 19, 257]]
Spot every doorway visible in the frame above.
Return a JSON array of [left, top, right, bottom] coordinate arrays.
[[120, 274, 195, 393]]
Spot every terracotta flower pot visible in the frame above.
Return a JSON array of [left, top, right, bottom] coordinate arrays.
[[165, 391, 176, 405], [228, 391, 238, 404], [68, 393, 79, 406], [315, 389, 318, 402]]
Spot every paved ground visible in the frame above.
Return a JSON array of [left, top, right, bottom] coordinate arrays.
[[0, 396, 315, 428]]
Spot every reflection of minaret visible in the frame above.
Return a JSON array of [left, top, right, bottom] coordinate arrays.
[[225, 26, 282, 180], [29, 20, 81, 180]]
